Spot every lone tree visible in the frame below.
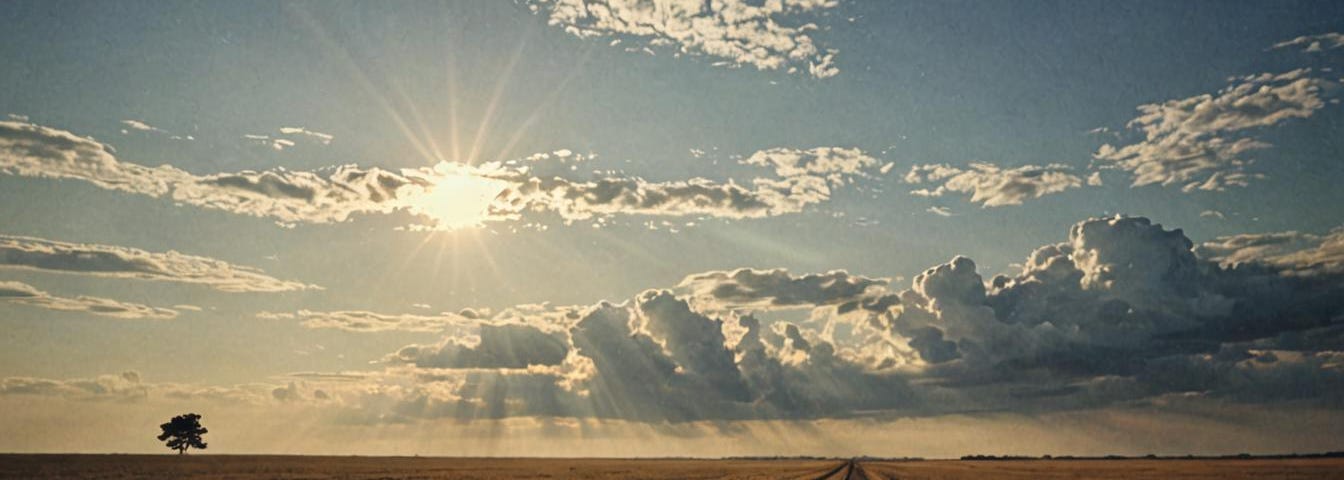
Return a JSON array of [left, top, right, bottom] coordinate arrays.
[[157, 413, 208, 454]]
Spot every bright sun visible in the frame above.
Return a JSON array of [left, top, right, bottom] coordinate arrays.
[[408, 164, 510, 230]]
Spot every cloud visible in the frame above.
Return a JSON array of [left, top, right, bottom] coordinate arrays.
[[488, 147, 886, 223], [248, 127, 336, 149], [385, 323, 571, 369], [354, 215, 1344, 421], [522, 149, 589, 164], [0, 371, 303, 405], [246, 128, 334, 151], [905, 163, 1087, 207], [278, 127, 334, 145], [529, 0, 841, 78], [676, 268, 888, 312], [120, 120, 163, 133], [492, 175, 801, 221], [1094, 69, 1334, 192], [1197, 227, 1344, 275], [926, 206, 953, 217], [0, 371, 148, 399], [1271, 32, 1344, 52], [243, 134, 295, 151], [3, 121, 883, 229], [0, 281, 177, 320], [740, 147, 884, 185], [269, 303, 582, 334], [0, 120, 446, 225], [14, 212, 1322, 424], [1, 120, 184, 196], [883, 216, 1344, 408], [1, 234, 316, 292], [9, 216, 1344, 427], [58, 213, 1344, 423], [261, 309, 477, 333]]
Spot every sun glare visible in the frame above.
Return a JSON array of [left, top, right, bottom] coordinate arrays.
[[408, 163, 510, 230]]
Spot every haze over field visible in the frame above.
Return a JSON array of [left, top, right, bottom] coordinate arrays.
[[2, 0, 1343, 458]]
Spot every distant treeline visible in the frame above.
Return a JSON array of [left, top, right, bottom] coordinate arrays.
[[960, 451, 1344, 461]]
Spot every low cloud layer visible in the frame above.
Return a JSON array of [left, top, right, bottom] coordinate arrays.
[[0, 281, 178, 320], [23, 215, 1340, 423], [2, 121, 884, 230], [0, 371, 149, 399], [248, 215, 1344, 424], [529, 0, 841, 78], [1, 234, 315, 292], [386, 324, 571, 369], [905, 163, 1090, 207], [1197, 227, 1344, 275], [1094, 69, 1335, 192], [677, 268, 889, 312]]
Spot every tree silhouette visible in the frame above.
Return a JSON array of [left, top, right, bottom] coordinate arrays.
[[157, 413, 208, 454]]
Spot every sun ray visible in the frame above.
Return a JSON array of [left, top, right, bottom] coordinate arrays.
[[286, 4, 438, 164], [465, 28, 532, 166], [492, 44, 596, 165]]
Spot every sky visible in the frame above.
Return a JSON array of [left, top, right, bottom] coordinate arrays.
[[1, 0, 1344, 457]]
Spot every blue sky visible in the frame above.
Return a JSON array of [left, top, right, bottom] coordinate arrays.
[[1, 0, 1343, 456]]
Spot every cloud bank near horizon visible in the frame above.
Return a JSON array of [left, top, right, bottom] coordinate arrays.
[[37, 215, 1335, 425]]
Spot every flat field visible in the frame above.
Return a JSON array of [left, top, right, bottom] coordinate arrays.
[[2, 455, 1343, 479], [857, 458, 1344, 480]]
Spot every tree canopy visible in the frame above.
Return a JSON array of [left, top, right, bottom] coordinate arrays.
[[157, 413, 208, 454]]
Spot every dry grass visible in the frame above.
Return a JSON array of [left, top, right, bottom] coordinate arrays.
[[2, 455, 1343, 479], [0, 455, 838, 480], [858, 458, 1344, 480]]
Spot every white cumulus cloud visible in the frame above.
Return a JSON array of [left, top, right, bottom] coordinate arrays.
[[530, 0, 841, 78]]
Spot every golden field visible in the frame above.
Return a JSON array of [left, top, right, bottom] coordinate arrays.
[[2, 455, 1343, 479]]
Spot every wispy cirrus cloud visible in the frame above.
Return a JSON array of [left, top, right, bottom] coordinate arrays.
[[1271, 32, 1344, 52], [243, 134, 295, 151], [0, 234, 316, 292], [904, 163, 1089, 207], [1094, 69, 1335, 192], [529, 0, 841, 78], [2, 121, 887, 230], [262, 303, 579, 334], [258, 309, 478, 333], [0, 281, 178, 320], [245, 127, 335, 151], [119, 120, 164, 134], [278, 127, 334, 145]]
